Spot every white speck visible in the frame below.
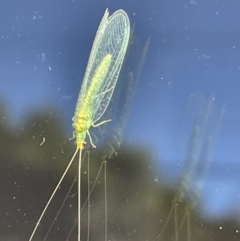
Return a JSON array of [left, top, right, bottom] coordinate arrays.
[[203, 54, 210, 59], [33, 16, 37, 20], [41, 53, 46, 62], [154, 176, 159, 183], [40, 137, 45, 146], [62, 95, 72, 99], [219, 226, 222, 230], [48, 66, 51, 71], [190, 1, 198, 5]]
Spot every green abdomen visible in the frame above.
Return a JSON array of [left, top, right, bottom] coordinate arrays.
[[73, 54, 112, 147]]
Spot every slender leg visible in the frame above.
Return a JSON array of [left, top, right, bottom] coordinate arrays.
[[174, 202, 178, 241], [104, 160, 108, 241], [87, 130, 96, 148], [78, 149, 82, 241], [28, 147, 79, 241], [92, 119, 111, 127], [87, 151, 90, 241]]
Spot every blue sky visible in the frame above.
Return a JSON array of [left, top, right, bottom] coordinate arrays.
[[1, 0, 240, 219]]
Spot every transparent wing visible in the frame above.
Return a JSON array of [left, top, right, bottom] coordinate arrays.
[[92, 9, 130, 122], [77, 9, 110, 102], [76, 9, 130, 124]]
